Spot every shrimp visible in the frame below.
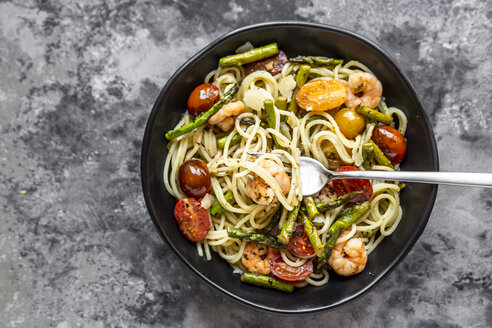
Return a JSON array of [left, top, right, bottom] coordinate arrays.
[[317, 182, 337, 204], [241, 242, 279, 275], [208, 100, 246, 131], [343, 72, 382, 109], [215, 117, 235, 132], [246, 159, 291, 205], [328, 230, 367, 276]]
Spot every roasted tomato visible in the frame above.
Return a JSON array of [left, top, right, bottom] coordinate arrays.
[[332, 166, 373, 204], [296, 79, 346, 112], [245, 50, 287, 75], [286, 222, 315, 257], [178, 160, 212, 200], [334, 108, 366, 139], [270, 255, 313, 282], [187, 83, 220, 117], [174, 198, 210, 242], [372, 125, 407, 164]]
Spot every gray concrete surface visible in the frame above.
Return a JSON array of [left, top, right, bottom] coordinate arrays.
[[0, 0, 491, 327]]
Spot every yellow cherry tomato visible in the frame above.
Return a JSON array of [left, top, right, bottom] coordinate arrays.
[[334, 108, 366, 139], [296, 79, 346, 112]]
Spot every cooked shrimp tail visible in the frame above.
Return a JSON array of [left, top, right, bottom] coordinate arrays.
[[209, 100, 246, 131], [344, 72, 382, 109], [328, 231, 367, 276], [247, 159, 291, 205], [241, 242, 279, 275]]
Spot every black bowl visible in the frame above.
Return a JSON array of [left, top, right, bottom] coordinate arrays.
[[141, 22, 438, 314]]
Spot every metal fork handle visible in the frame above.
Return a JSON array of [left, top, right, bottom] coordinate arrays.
[[334, 170, 492, 188]]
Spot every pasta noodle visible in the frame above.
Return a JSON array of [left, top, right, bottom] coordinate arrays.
[[164, 55, 407, 288]]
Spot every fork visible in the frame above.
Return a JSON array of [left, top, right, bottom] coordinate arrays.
[[247, 152, 492, 196]]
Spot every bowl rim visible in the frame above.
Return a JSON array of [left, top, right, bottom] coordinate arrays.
[[140, 21, 439, 315]]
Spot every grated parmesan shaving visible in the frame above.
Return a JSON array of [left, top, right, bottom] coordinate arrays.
[[277, 75, 297, 101], [243, 87, 274, 111]]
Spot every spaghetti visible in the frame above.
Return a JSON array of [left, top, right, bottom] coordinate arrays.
[[164, 44, 407, 289]]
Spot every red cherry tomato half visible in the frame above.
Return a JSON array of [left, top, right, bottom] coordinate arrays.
[[286, 222, 315, 257], [174, 198, 210, 242], [270, 255, 313, 282], [178, 160, 212, 200], [187, 83, 220, 117], [332, 166, 373, 204], [372, 125, 407, 164]]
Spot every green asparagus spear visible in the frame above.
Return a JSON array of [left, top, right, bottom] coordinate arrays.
[[303, 196, 320, 219], [369, 140, 394, 169], [355, 105, 393, 124], [260, 208, 282, 234], [219, 43, 278, 67], [227, 227, 286, 249], [289, 56, 344, 66], [264, 99, 283, 148], [165, 83, 239, 140], [298, 210, 324, 257], [316, 201, 371, 271], [240, 272, 294, 293], [277, 204, 301, 244], [295, 65, 311, 86], [287, 96, 298, 115], [210, 191, 235, 216], [287, 65, 311, 115], [217, 133, 242, 149], [361, 143, 375, 170], [264, 99, 276, 129], [275, 96, 287, 111], [315, 192, 362, 213]]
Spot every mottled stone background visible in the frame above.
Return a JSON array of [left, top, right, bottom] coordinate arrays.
[[0, 0, 491, 327]]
